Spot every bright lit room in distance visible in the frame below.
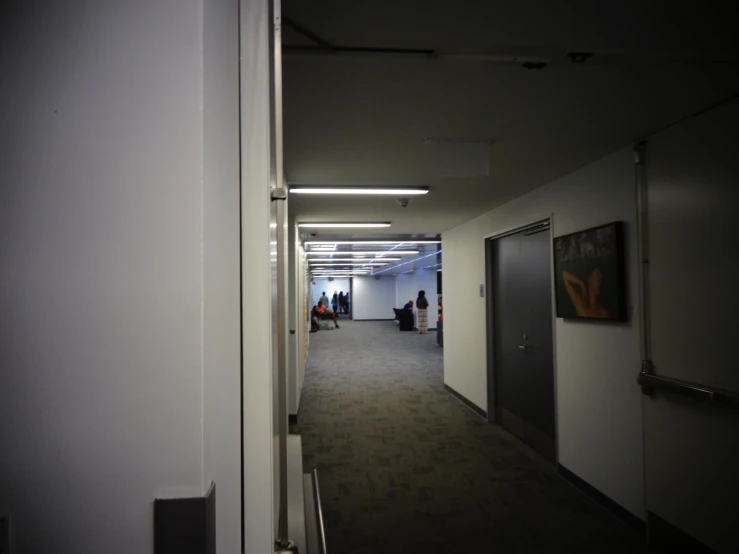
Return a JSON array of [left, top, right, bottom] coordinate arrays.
[[290, 186, 442, 325]]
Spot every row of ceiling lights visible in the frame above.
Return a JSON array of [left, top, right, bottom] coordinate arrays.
[[308, 250, 418, 255], [306, 243, 439, 270], [293, 185, 428, 229], [290, 186, 439, 275], [308, 249, 442, 276]]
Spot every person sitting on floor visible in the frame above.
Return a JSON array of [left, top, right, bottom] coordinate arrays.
[[312, 303, 340, 329]]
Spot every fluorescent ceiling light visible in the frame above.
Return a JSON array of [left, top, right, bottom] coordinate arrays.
[[310, 263, 388, 266], [306, 241, 440, 245], [306, 251, 417, 256], [290, 186, 428, 195], [307, 257, 401, 262], [297, 222, 391, 228], [311, 269, 370, 272]]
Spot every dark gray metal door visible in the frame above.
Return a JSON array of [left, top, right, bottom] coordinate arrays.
[[491, 227, 555, 460]]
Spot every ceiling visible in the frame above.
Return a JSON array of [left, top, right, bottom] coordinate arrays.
[[283, 0, 739, 235]]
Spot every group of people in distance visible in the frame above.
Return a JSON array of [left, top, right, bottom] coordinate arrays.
[[311, 290, 347, 331], [331, 291, 350, 315]]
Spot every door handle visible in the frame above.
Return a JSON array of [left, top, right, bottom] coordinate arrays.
[[519, 333, 529, 351]]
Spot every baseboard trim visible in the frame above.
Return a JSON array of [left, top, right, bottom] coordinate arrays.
[[354, 318, 395, 321], [154, 482, 216, 554], [647, 511, 715, 552], [558, 464, 646, 535], [444, 384, 487, 419]]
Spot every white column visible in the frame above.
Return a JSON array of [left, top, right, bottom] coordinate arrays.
[[240, 0, 277, 552]]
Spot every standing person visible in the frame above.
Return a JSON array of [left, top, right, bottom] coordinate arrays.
[[416, 290, 430, 334], [319, 291, 329, 308], [344, 292, 350, 314], [331, 292, 339, 315], [338, 291, 345, 314]]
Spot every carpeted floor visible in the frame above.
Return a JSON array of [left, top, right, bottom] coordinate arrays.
[[292, 319, 657, 554]]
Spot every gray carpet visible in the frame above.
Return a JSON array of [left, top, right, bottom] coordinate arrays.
[[292, 319, 657, 554]]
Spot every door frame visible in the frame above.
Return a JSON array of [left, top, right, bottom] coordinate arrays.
[[484, 217, 559, 462]]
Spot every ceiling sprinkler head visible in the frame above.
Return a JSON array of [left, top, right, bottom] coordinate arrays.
[[397, 198, 411, 208]]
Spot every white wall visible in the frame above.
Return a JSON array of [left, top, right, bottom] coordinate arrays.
[[416, 268, 439, 300], [203, 0, 242, 552], [288, 227, 310, 416], [288, 223, 299, 415], [0, 2, 276, 552], [239, 0, 277, 552], [297, 248, 309, 411], [442, 147, 644, 519], [0, 1, 204, 552], [352, 276, 397, 320], [395, 272, 417, 309], [312, 278, 350, 307]]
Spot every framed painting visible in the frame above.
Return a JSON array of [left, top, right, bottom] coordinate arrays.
[[553, 221, 627, 321]]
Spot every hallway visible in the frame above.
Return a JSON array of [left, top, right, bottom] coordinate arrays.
[[294, 320, 656, 554]]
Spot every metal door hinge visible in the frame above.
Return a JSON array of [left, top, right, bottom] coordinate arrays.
[[271, 188, 288, 201]]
